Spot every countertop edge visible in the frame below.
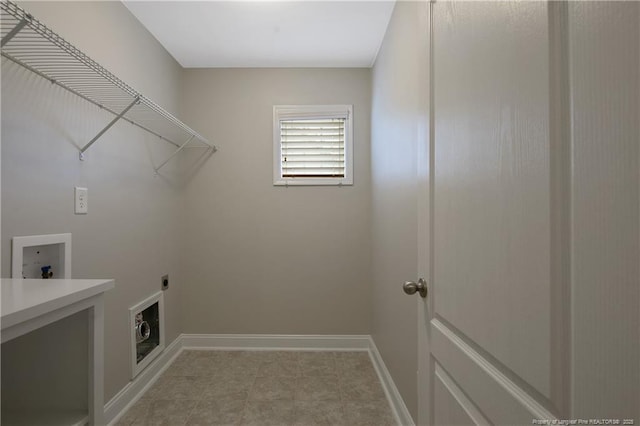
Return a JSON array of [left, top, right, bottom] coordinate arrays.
[[1, 279, 115, 330]]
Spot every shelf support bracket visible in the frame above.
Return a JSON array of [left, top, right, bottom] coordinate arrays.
[[80, 96, 139, 159], [1, 17, 28, 47], [154, 134, 196, 173]]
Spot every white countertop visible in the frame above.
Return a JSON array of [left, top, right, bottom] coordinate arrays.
[[1, 278, 114, 330]]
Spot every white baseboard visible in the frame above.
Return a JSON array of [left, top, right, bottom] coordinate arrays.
[[368, 337, 416, 426], [182, 333, 370, 351], [104, 334, 411, 426], [104, 336, 182, 425]]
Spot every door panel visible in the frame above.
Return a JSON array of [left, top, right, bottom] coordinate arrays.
[[434, 365, 488, 426], [431, 320, 554, 423], [430, 1, 565, 422], [420, 1, 639, 425], [433, 0, 555, 398]]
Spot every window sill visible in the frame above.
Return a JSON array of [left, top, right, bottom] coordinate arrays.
[[273, 178, 353, 186]]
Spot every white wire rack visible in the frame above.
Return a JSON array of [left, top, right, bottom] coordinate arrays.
[[0, 0, 216, 172]]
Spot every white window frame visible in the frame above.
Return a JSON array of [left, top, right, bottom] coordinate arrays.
[[273, 105, 354, 186]]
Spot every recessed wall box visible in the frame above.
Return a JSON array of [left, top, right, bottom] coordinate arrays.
[[11, 233, 72, 279]]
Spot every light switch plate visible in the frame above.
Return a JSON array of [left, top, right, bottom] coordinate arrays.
[[75, 187, 88, 214]]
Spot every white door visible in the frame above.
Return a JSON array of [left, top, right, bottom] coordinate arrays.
[[411, 2, 640, 425]]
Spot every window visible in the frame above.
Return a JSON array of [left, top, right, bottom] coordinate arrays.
[[273, 105, 353, 186]]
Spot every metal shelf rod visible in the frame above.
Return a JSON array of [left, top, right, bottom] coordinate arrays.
[[2, 52, 182, 148], [1, 0, 217, 171], [80, 96, 140, 157]]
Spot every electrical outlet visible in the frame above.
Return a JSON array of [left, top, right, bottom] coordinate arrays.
[[75, 187, 88, 214], [161, 274, 169, 290]]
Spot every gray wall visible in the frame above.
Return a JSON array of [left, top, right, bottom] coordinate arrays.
[[370, 1, 430, 422], [1, 1, 421, 414], [179, 68, 372, 335], [1, 1, 185, 401]]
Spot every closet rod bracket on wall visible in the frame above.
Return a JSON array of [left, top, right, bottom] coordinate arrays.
[[154, 134, 195, 173], [79, 96, 140, 160], [0, 14, 28, 47]]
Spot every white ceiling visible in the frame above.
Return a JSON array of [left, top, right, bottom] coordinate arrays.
[[123, 1, 395, 68]]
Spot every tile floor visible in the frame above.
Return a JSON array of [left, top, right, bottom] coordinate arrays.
[[115, 350, 397, 426]]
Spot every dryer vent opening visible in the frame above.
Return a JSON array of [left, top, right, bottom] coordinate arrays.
[[129, 292, 165, 378]]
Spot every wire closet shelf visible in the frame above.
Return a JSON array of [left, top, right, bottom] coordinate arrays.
[[0, 0, 216, 172]]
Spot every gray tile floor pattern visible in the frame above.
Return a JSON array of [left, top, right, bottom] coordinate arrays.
[[115, 350, 397, 426]]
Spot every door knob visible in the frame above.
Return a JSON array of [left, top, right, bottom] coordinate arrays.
[[403, 278, 428, 298]]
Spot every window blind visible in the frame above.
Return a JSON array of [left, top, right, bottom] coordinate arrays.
[[280, 118, 346, 178]]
